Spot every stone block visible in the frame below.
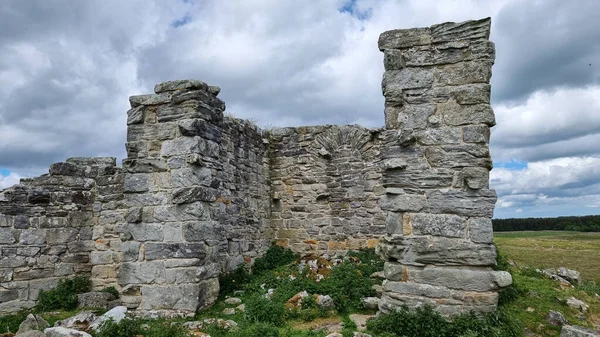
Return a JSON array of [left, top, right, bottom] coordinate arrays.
[[124, 223, 164, 242], [90, 251, 114, 265], [138, 284, 201, 311], [121, 241, 141, 262], [178, 119, 223, 142], [406, 213, 466, 238], [463, 124, 490, 143], [380, 194, 427, 212], [0, 228, 15, 244], [157, 100, 223, 123], [153, 203, 211, 222], [122, 158, 168, 173], [430, 17, 491, 43], [144, 243, 206, 261], [437, 100, 495, 126], [399, 40, 495, 67], [378, 27, 431, 50], [384, 262, 511, 291], [468, 217, 494, 243], [154, 79, 208, 94], [424, 147, 492, 169], [383, 68, 434, 101], [129, 93, 172, 108], [117, 262, 165, 285], [170, 167, 212, 187], [402, 83, 490, 105], [29, 278, 60, 301], [378, 235, 497, 266], [160, 136, 204, 157], [46, 228, 79, 245], [171, 187, 219, 204], [0, 290, 18, 303], [433, 61, 493, 87], [126, 106, 145, 125], [426, 189, 497, 217], [123, 174, 150, 193], [0, 214, 10, 227], [452, 167, 489, 190], [198, 278, 220, 309], [416, 127, 462, 145]]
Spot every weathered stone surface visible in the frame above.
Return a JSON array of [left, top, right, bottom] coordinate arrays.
[[117, 262, 165, 285], [77, 292, 117, 309], [0, 228, 15, 244], [560, 325, 600, 337], [54, 311, 97, 329], [402, 83, 490, 105], [438, 99, 496, 126], [380, 194, 427, 212], [17, 330, 47, 337], [16, 314, 49, 334], [426, 189, 497, 217], [145, 243, 206, 261], [431, 17, 491, 43], [138, 285, 201, 311], [406, 213, 466, 238], [178, 119, 222, 142], [171, 187, 219, 204], [416, 127, 462, 145], [45, 327, 92, 337], [89, 306, 127, 331], [378, 235, 497, 266], [154, 79, 208, 93], [433, 61, 493, 87], [126, 106, 145, 125], [547, 310, 569, 326], [123, 174, 150, 193], [463, 124, 490, 143], [383, 262, 511, 291], [383, 68, 433, 97], [198, 278, 220, 309], [378, 27, 431, 50], [468, 217, 494, 243], [129, 93, 171, 108]]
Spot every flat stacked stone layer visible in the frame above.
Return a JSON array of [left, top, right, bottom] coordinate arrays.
[[377, 17, 511, 316], [0, 158, 121, 314], [113, 80, 271, 315]]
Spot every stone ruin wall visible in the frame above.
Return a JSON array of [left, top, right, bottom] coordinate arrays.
[[0, 157, 122, 313], [0, 17, 510, 316], [268, 125, 386, 253], [376, 18, 511, 315]]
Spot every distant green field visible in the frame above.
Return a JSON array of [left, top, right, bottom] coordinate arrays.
[[494, 231, 600, 282]]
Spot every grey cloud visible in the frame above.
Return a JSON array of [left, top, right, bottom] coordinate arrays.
[[491, 133, 600, 163], [491, 0, 600, 103]]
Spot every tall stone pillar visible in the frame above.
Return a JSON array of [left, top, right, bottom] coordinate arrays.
[[376, 18, 512, 316]]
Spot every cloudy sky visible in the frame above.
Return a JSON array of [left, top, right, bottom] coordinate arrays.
[[1, 0, 599, 219]]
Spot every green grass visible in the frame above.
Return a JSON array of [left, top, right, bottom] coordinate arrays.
[[497, 266, 600, 336], [494, 231, 600, 282]]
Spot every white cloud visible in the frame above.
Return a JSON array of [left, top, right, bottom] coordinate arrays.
[[491, 156, 600, 217], [492, 86, 600, 162], [0, 172, 21, 190]]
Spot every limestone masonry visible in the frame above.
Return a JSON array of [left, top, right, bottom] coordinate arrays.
[[0, 17, 511, 316]]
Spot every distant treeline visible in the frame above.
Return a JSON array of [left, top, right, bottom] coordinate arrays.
[[493, 215, 600, 232]]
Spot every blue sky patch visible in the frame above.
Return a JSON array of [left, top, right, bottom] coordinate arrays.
[[0, 168, 10, 177], [338, 0, 372, 20], [494, 161, 528, 170], [172, 14, 192, 28]]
